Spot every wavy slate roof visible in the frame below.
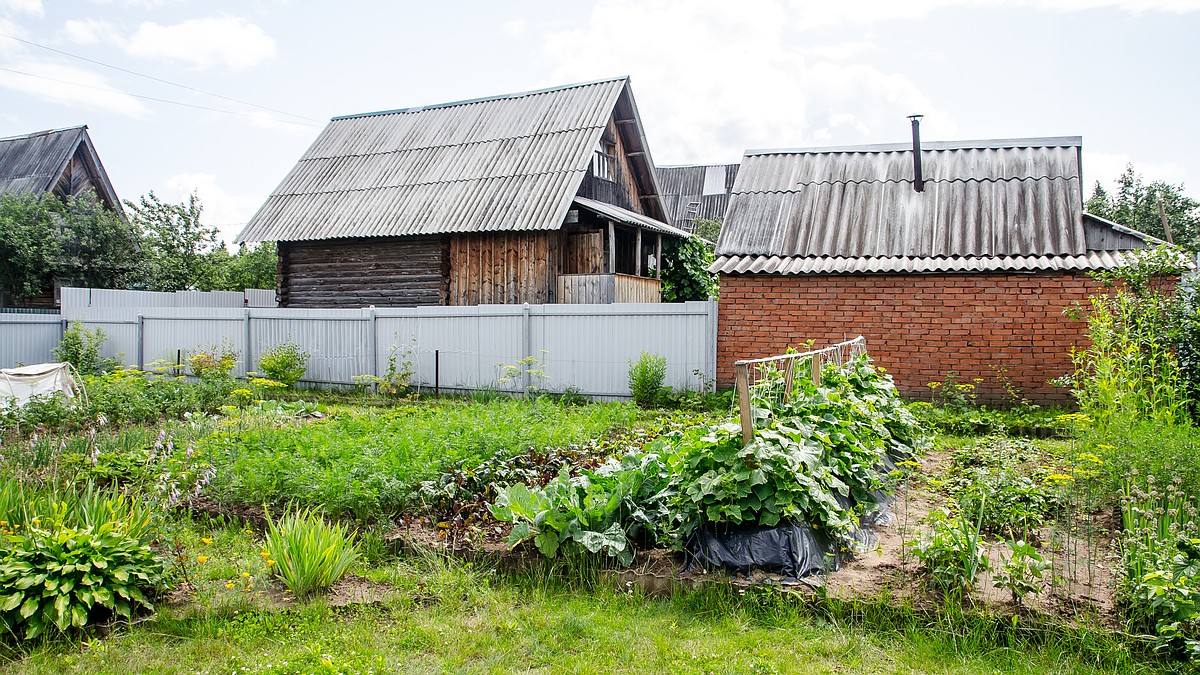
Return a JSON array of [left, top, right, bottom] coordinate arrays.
[[238, 77, 671, 243], [657, 163, 739, 229], [0, 126, 121, 212], [713, 137, 1150, 273]]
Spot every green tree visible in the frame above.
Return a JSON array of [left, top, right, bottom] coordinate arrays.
[[209, 242, 277, 291], [0, 192, 59, 303], [0, 191, 141, 305], [1086, 165, 1200, 252], [660, 236, 718, 302], [691, 217, 723, 242], [128, 191, 219, 291]]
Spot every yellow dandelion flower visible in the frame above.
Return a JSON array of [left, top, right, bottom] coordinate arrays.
[[267, 560, 275, 566], [260, 551, 270, 559], [242, 572, 251, 578], [197, 555, 209, 563], [225, 582, 236, 589], [201, 537, 213, 545]]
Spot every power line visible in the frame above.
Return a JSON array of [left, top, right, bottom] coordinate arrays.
[[0, 66, 323, 128], [0, 31, 324, 124]]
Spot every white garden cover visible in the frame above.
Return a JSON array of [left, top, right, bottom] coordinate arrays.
[[0, 362, 81, 408]]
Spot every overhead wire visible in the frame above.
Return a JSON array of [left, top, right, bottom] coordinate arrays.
[[0, 31, 325, 127], [0, 66, 323, 128]]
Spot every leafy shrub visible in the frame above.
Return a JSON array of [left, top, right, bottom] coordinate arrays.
[[257, 341, 310, 388], [187, 341, 239, 381], [263, 507, 360, 597], [907, 506, 990, 596], [0, 493, 164, 640], [660, 236, 718, 302], [994, 539, 1050, 605], [628, 352, 667, 408], [489, 452, 674, 565], [52, 324, 120, 376]]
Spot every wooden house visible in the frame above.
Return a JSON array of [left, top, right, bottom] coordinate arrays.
[[0, 126, 124, 307], [657, 163, 739, 233], [712, 135, 1159, 404], [236, 77, 689, 308]]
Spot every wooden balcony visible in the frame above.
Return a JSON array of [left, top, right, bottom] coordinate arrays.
[[557, 273, 661, 304]]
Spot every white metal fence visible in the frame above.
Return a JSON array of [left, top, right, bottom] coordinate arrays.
[[3, 297, 718, 399]]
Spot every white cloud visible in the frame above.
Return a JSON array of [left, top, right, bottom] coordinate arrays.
[[1083, 150, 1191, 192], [61, 19, 122, 46], [787, 0, 1200, 27], [0, 18, 30, 56], [125, 16, 276, 71], [503, 19, 526, 37], [0, 61, 149, 116], [542, 0, 953, 163], [0, 0, 43, 17], [161, 173, 260, 246]]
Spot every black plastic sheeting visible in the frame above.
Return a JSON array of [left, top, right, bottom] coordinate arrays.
[[681, 455, 902, 582]]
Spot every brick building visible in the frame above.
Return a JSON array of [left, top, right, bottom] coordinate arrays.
[[712, 136, 1156, 403]]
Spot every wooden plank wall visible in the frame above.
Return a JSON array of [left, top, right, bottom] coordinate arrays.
[[613, 274, 661, 303], [279, 236, 448, 308], [448, 231, 562, 305], [558, 274, 615, 304], [574, 117, 648, 215], [52, 151, 99, 201], [564, 231, 604, 274]]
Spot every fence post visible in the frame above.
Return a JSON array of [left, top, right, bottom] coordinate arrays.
[[243, 309, 252, 376], [735, 362, 752, 445], [521, 302, 532, 394], [368, 308, 378, 380], [811, 353, 822, 386], [782, 358, 796, 403], [137, 312, 145, 369]]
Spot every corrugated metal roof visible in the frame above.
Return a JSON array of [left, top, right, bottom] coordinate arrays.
[[574, 197, 690, 238], [239, 77, 675, 243], [0, 126, 86, 194], [717, 138, 1091, 261], [0, 125, 123, 215], [657, 163, 739, 228], [712, 250, 1135, 274]]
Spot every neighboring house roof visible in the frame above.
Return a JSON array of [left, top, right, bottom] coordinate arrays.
[[713, 137, 1153, 274], [657, 163, 739, 229], [0, 125, 123, 214], [237, 77, 675, 244]]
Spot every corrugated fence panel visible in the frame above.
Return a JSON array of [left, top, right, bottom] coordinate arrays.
[[534, 303, 713, 396], [250, 309, 370, 384], [3, 302, 718, 398], [140, 309, 246, 376], [245, 289, 278, 307], [0, 314, 62, 368]]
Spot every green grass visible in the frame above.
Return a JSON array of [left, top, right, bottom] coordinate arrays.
[[1083, 413, 1200, 499], [203, 398, 644, 519], [2, 551, 1165, 675]]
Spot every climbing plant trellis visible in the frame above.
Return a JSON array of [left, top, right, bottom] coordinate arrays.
[[733, 336, 868, 444]]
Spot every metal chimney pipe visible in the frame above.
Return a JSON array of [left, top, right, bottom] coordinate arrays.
[[908, 114, 924, 193]]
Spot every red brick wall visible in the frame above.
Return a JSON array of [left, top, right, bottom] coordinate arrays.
[[717, 272, 1104, 404]]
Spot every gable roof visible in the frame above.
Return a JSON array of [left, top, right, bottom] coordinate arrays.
[[657, 163, 739, 229], [713, 136, 1150, 274], [0, 126, 122, 213], [237, 77, 673, 244]]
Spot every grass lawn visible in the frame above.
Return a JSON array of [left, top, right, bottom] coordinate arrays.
[[6, 522, 1154, 675]]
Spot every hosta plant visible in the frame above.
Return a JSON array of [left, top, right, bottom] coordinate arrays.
[[263, 507, 360, 597], [0, 510, 164, 639]]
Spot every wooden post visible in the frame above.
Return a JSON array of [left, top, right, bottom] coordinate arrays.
[[782, 358, 795, 403], [811, 352, 822, 386], [655, 233, 662, 280], [607, 221, 615, 274], [735, 363, 753, 445], [635, 228, 643, 276], [1157, 192, 1175, 244]]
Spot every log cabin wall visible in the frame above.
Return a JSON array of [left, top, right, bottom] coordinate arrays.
[[563, 230, 604, 275], [279, 236, 448, 308], [448, 231, 563, 306], [574, 116, 648, 215]]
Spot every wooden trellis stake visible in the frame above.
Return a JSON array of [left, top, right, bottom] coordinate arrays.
[[735, 363, 753, 445]]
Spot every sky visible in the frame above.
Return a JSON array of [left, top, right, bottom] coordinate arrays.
[[1, 0, 1198, 246]]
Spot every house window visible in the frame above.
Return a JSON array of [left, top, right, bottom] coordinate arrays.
[[593, 140, 616, 181]]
